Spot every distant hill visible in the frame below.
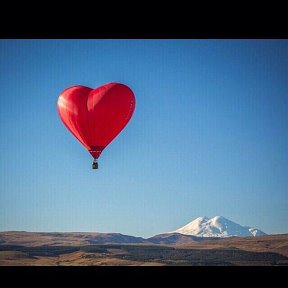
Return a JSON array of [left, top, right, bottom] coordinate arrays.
[[0, 231, 146, 246], [148, 233, 207, 245], [85, 233, 145, 244]]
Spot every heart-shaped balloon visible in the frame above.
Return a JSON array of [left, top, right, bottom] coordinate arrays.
[[57, 82, 136, 161]]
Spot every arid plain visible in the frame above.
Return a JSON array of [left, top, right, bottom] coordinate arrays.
[[0, 232, 287, 266]]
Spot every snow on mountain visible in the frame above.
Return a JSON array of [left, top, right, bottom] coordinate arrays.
[[173, 216, 266, 237]]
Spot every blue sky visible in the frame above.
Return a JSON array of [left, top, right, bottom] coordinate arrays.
[[0, 40, 287, 238]]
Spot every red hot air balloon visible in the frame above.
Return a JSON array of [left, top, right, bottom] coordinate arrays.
[[57, 82, 136, 169]]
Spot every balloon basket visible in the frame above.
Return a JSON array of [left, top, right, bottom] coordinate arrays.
[[92, 160, 98, 169]]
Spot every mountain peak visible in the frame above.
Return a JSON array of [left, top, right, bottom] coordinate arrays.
[[211, 215, 224, 221], [195, 216, 209, 222], [173, 216, 266, 238]]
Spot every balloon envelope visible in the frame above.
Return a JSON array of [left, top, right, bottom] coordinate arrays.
[[57, 82, 135, 159]]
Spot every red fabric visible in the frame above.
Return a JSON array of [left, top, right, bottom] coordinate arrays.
[[57, 82, 135, 159]]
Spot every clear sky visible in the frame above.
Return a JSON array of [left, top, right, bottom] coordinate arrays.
[[0, 40, 287, 238]]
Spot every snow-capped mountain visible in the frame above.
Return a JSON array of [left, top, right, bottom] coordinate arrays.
[[173, 216, 266, 237]]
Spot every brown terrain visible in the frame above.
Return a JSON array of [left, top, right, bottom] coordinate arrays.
[[0, 232, 287, 266]]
